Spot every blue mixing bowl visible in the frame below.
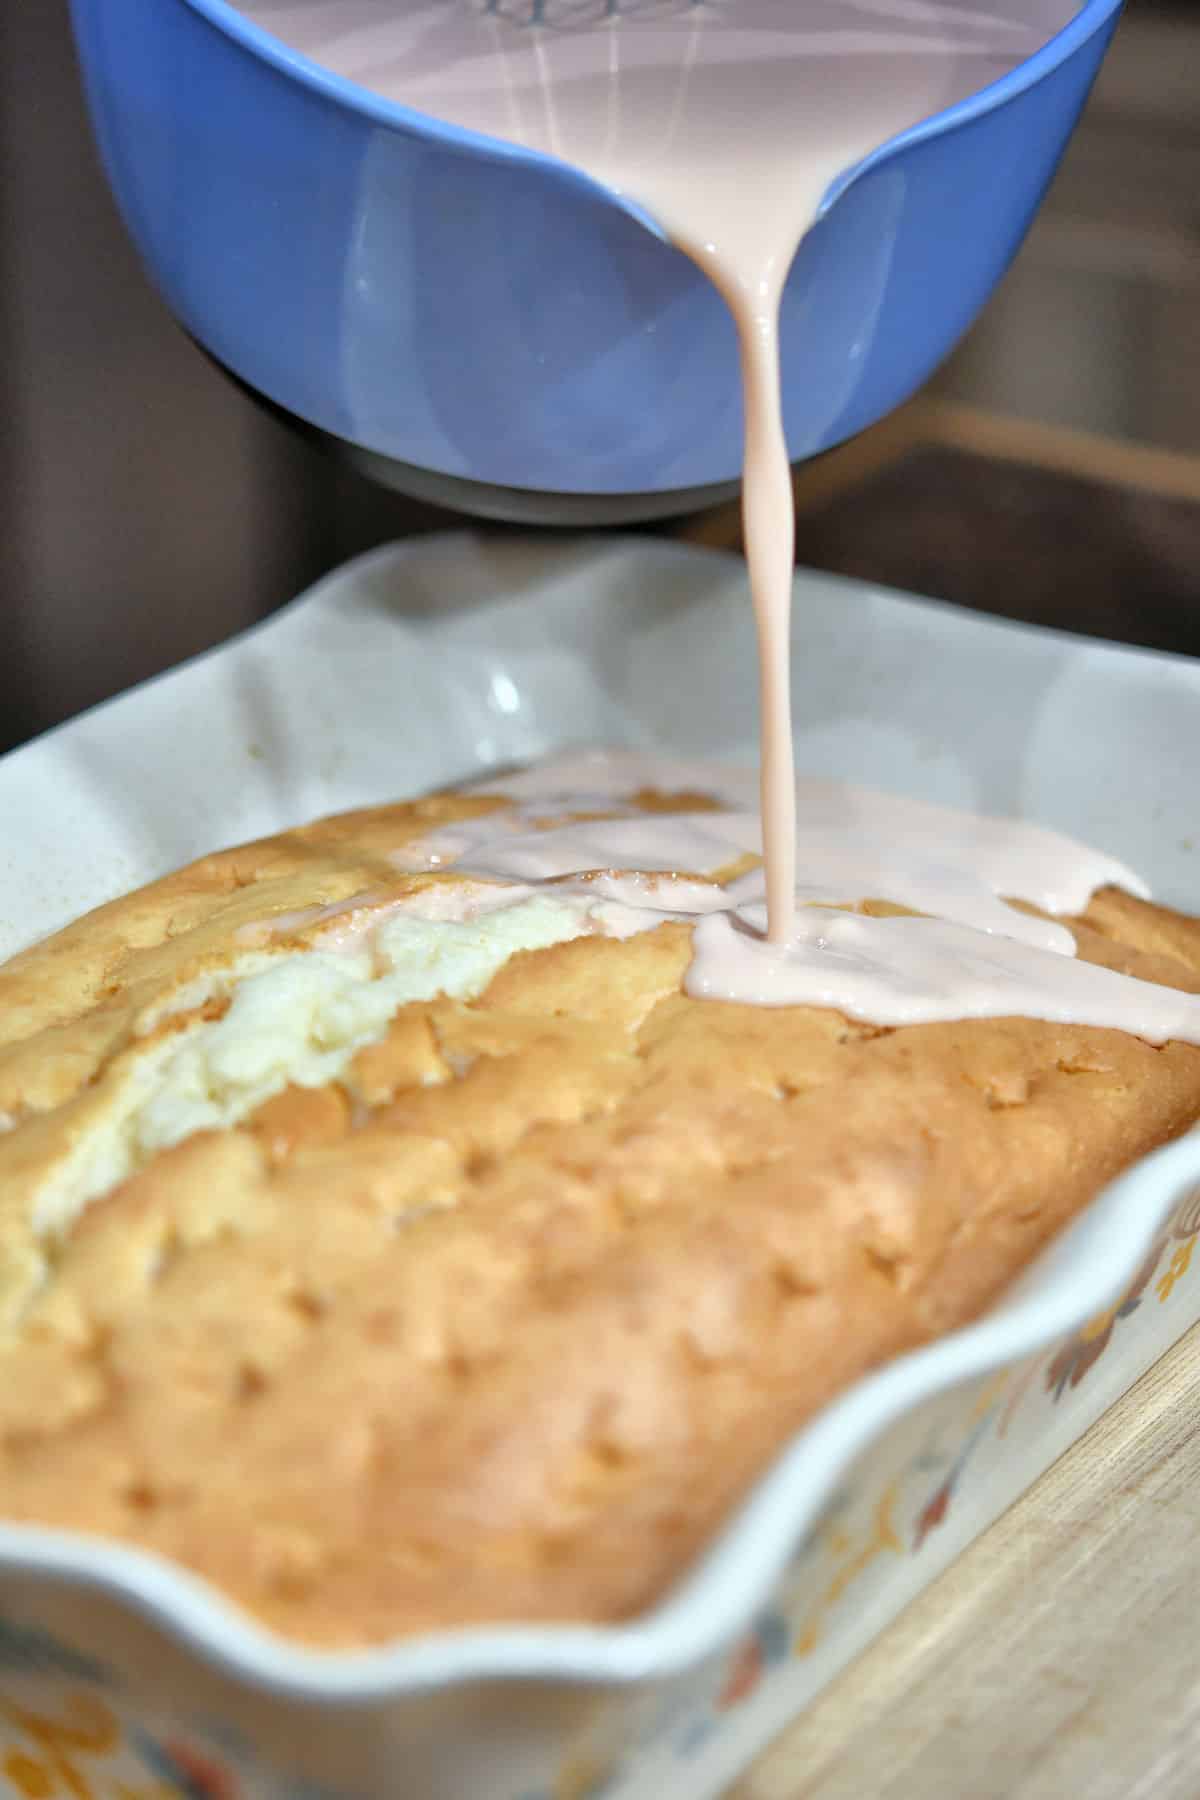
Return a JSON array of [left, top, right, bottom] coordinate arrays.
[[69, 0, 1122, 523]]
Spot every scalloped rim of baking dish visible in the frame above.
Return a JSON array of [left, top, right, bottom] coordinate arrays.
[[4, 528, 1200, 1700], [1, 1125, 1198, 1701]]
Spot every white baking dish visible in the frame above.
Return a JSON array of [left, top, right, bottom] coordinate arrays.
[[2, 534, 1199, 1800]]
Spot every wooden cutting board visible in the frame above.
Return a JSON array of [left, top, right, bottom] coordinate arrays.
[[732, 1270, 1200, 1799]]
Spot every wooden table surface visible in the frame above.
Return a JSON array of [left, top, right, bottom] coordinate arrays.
[[677, 399, 1200, 660], [733, 1318, 1200, 1799]]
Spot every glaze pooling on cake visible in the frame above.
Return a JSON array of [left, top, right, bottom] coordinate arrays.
[[411, 751, 1195, 1035]]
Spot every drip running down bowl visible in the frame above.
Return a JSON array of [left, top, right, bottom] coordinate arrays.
[[69, 0, 1122, 524]]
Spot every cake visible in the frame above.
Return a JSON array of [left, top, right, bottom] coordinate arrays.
[[2, 751, 1199, 1649]]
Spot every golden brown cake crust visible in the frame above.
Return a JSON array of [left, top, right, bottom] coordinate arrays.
[[2, 791, 1200, 1648]]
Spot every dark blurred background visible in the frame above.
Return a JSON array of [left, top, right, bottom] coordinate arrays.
[[1, 0, 1197, 755]]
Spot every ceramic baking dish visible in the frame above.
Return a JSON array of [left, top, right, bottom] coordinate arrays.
[[2, 534, 1199, 1800]]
